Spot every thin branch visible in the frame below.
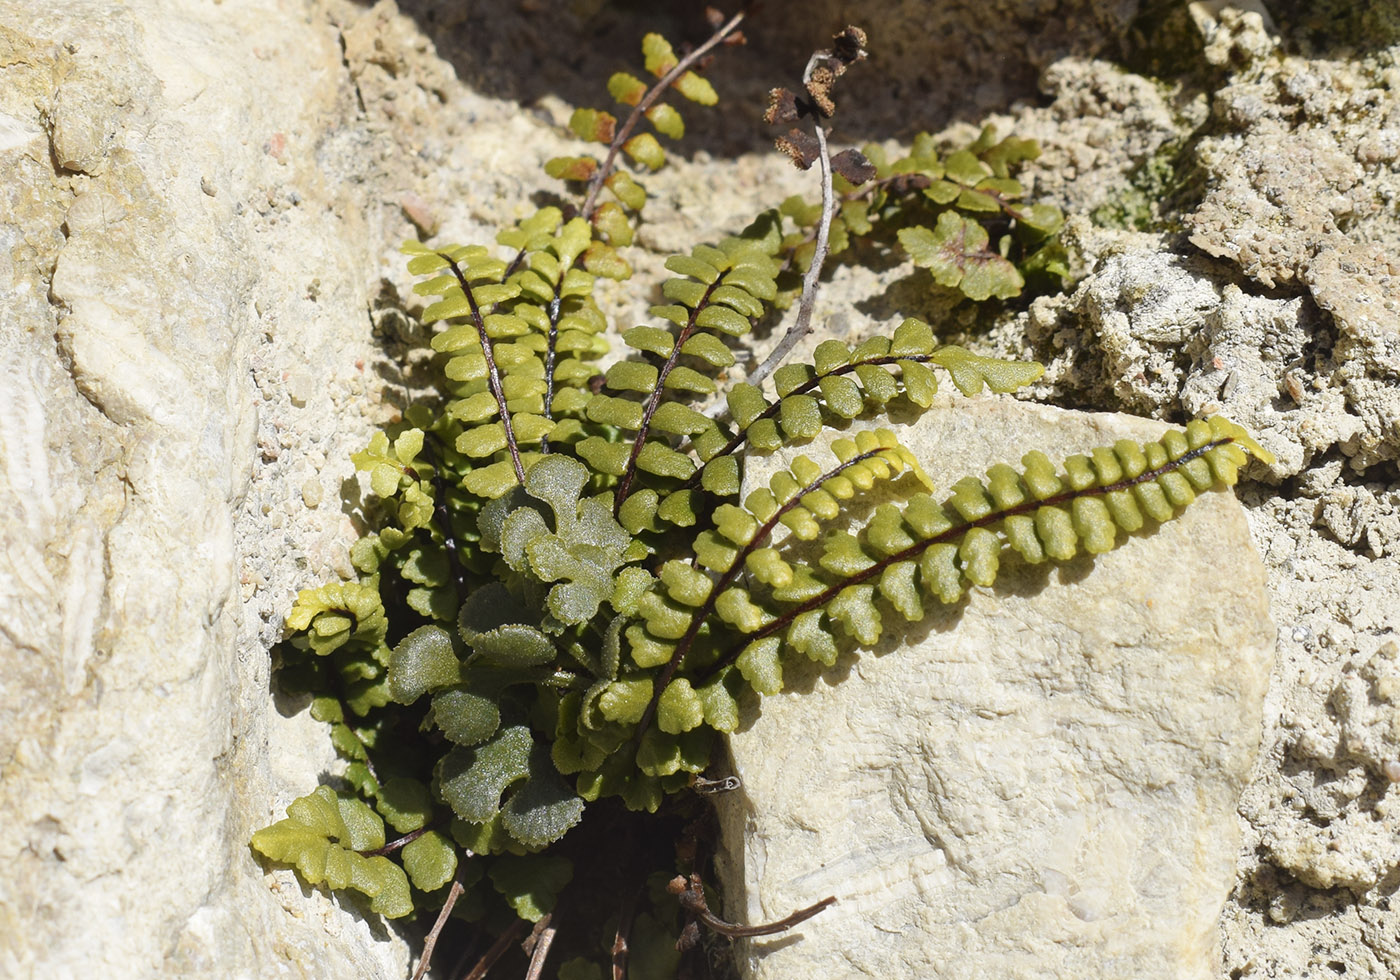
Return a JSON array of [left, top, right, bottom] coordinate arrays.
[[668, 873, 835, 940], [459, 918, 529, 980], [691, 774, 742, 795], [361, 823, 434, 858], [438, 253, 526, 484], [746, 126, 834, 389], [581, 10, 747, 221], [611, 886, 641, 980], [410, 868, 469, 980], [522, 914, 559, 980]]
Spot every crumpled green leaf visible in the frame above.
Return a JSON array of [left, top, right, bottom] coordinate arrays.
[[375, 776, 434, 833], [432, 684, 503, 746], [250, 786, 411, 918], [286, 582, 387, 659], [437, 725, 534, 824], [899, 211, 1025, 301], [499, 749, 587, 848], [387, 625, 461, 704], [455, 582, 557, 666], [401, 829, 459, 892], [495, 456, 633, 628]]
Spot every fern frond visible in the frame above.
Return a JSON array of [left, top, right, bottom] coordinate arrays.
[[404, 213, 611, 499], [700, 415, 1272, 687], [494, 210, 608, 453], [778, 124, 1067, 303], [251, 786, 413, 918], [560, 12, 744, 244], [574, 212, 783, 516], [630, 427, 930, 736], [287, 581, 389, 659], [350, 429, 436, 532], [691, 318, 1044, 494], [404, 241, 531, 492]]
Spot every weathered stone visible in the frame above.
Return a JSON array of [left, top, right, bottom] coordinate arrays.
[[0, 1, 407, 976], [1244, 638, 1400, 893], [716, 399, 1275, 980]]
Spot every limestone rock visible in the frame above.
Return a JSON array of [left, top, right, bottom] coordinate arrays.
[[716, 400, 1275, 980], [1183, 9, 1400, 474], [0, 1, 429, 976], [1244, 638, 1400, 893]]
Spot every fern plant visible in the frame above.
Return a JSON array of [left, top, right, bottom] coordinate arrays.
[[253, 16, 1273, 980]]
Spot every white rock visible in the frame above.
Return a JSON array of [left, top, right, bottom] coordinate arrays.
[[0, 2, 407, 976], [716, 399, 1275, 980], [1247, 639, 1400, 892]]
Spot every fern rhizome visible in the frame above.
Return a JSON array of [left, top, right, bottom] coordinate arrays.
[[253, 15, 1274, 980]]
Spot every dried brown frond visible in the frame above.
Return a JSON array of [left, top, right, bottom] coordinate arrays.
[[805, 64, 837, 117], [832, 26, 868, 65], [764, 86, 801, 125], [831, 147, 876, 184], [775, 129, 820, 169]]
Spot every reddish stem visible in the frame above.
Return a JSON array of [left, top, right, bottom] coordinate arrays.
[[612, 277, 723, 514], [580, 11, 746, 222], [438, 253, 526, 485]]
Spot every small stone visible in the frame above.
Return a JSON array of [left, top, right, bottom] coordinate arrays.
[[286, 371, 314, 407], [399, 191, 439, 237]]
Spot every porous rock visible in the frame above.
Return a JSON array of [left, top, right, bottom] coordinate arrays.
[[716, 399, 1275, 980], [1243, 637, 1400, 894]]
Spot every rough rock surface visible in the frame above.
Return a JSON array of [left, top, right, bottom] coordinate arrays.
[[982, 9, 1400, 976], [716, 401, 1275, 980], [0, 1, 410, 976], [2, 0, 1398, 978]]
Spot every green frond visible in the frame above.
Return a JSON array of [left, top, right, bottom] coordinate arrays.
[[583, 214, 783, 514], [776, 126, 1066, 300], [251, 786, 412, 918], [694, 320, 1042, 492], [287, 582, 388, 659], [406, 215, 613, 495], [703, 415, 1272, 692], [490, 853, 574, 922], [899, 212, 1024, 301]]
